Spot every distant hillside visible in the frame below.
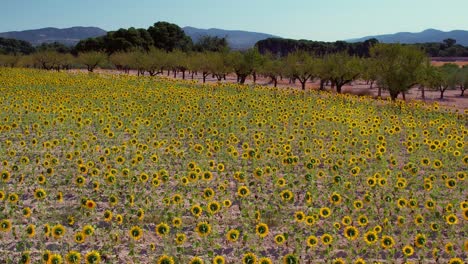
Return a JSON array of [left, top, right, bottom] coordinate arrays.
[[349, 29, 468, 46], [0, 27, 107, 46], [183, 26, 278, 50]]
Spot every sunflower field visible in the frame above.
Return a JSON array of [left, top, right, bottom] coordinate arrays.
[[0, 68, 466, 264]]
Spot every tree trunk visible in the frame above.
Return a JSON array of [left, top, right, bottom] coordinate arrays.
[[389, 90, 399, 101], [299, 80, 306, 90], [253, 72, 257, 83], [440, 89, 445, 99], [336, 83, 343, 93], [273, 78, 277, 87], [402, 91, 406, 101], [203, 72, 209, 83], [167, 70, 170, 76], [182, 70, 185, 80], [239, 75, 247, 84], [173, 70, 177, 78], [421, 85, 425, 100], [191, 71, 194, 80], [370, 80, 374, 89], [377, 86, 382, 98], [319, 79, 325, 90], [461, 86, 465, 96]]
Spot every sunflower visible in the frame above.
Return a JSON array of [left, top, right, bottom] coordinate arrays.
[[445, 178, 457, 189], [402, 245, 414, 257], [381, 235, 395, 249], [448, 258, 464, 264], [357, 215, 368, 227], [1, 170, 10, 182], [213, 256, 225, 264], [25, 224, 35, 238], [255, 223, 269, 238], [188, 205, 203, 218], [189, 257, 204, 264], [294, 211, 305, 222], [136, 208, 145, 220], [0, 219, 12, 232], [203, 187, 215, 200], [363, 231, 378, 245], [8, 193, 18, 203], [258, 257, 272, 264], [223, 199, 232, 208], [280, 190, 294, 202], [66, 251, 81, 264], [344, 226, 359, 240], [129, 226, 143, 241], [242, 253, 257, 264], [42, 250, 51, 263], [353, 200, 363, 210], [195, 221, 211, 237], [330, 192, 342, 205], [85, 199, 96, 210], [237, 186, 250, 197], [444, 214, 459, 225], [354, 258, 366, 264], [157, 255, 175, 264], [115, 214, 123, 225], [342, 216, 352, 226], [414, 234, 427, 248], [283, 254, 298, 264], [463, 209, 468, 221], [74, 232, 85, 243], [49, 254, 63, 264], [22, 207, 32, 218], [103, 210, 113, 222], [155, 222, 170, 237], [414, 214, 424, 225], [82, 225, 95, 236], [332, 258, 345, 264], [274, 234, 286, 245], [306, 235, 318, 248], [321, 233, 333, 245], [52, 224, 66, 239], [445, 242, 454, 254], [207, 201, 221, 215], [84, 250, 101, 264], [172, 217, 182, 228], [226, 229, 240, 242], [175, 233, 186, 245], [319, 207, 331, 218]]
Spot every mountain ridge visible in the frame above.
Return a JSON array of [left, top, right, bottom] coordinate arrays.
[[0, 26, 107, 46], [348, 29, 468, 46], [182, 26, 278, 50]]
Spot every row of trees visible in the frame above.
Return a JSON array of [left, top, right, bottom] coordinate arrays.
[[1, 44, 467, 101], [256, 37, 468, 57]]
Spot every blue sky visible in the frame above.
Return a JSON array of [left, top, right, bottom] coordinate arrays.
[[2, 0, 467, 41]]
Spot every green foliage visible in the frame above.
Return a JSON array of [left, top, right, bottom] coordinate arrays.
[[322, 52, 362, 93], [193, 36, 228, 52], [370, 44, 428, 100], [285, 51, 318, 90], [77, 51, 107, 72], [147, 22, 192, 52], [0, 37, 35, 55]]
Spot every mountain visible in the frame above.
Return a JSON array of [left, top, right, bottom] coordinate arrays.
[[183, 26, 278, 50], [348, 29, 468, 46], [0, 26, 107, 46]]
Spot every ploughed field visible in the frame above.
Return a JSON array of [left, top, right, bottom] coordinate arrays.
[[0, 68, 466, 264]]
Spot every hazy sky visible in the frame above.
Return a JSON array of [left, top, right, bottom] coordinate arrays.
[[2, 0, 467, 41]]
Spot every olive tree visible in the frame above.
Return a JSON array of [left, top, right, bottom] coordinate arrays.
[[370, 44, 428, 101], [77, 51, 107, 72]]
